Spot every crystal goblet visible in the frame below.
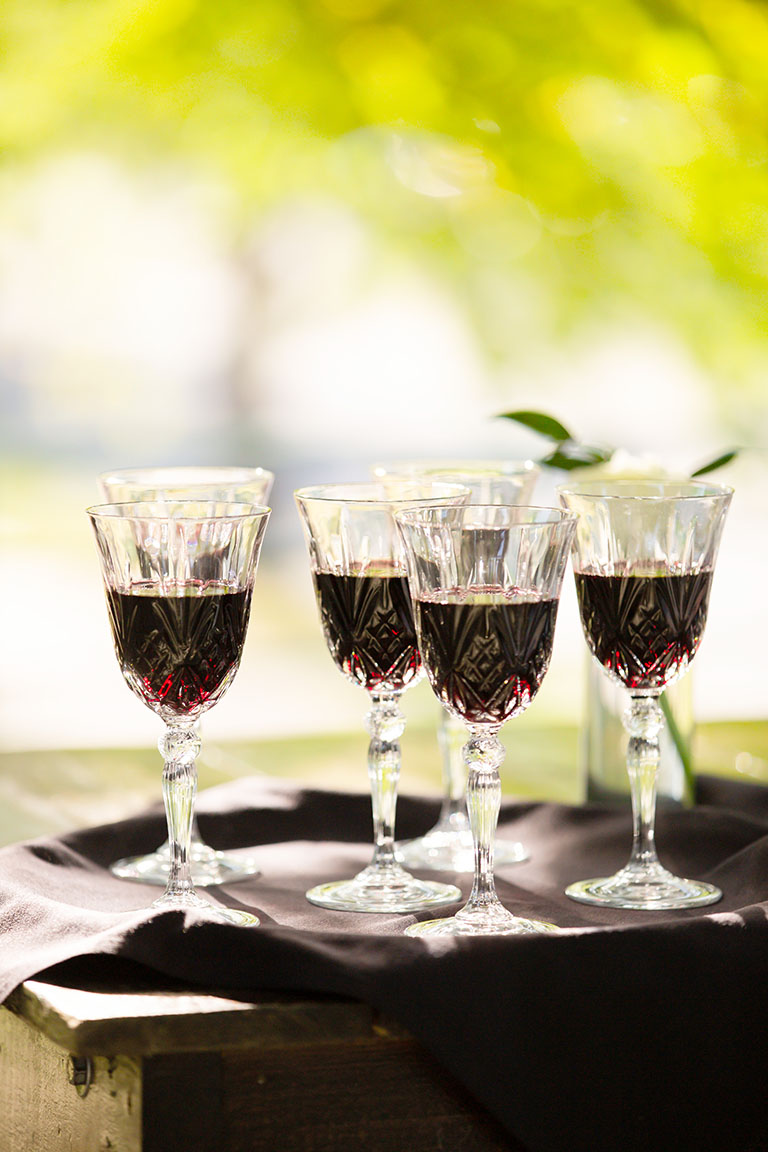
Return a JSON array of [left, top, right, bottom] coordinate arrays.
[[98, 466, 274, 887], [396, 504, 576, 935], [558, 479, 732, 910], [295, 481, 467, 913], [88, 500, 270, 925], [373, 459, 539, 872], [98, 465, 274, 505]]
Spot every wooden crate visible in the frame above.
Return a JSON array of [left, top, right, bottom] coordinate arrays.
[[0, 978, 522, 1151]]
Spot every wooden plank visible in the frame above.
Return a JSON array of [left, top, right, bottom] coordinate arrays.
[[220, 1035, 524, 1151], [0, 1007, 141, 1151], [142, 1051, 223, 1152], [8, 980, 375, 1058], [1, 981, 526, 1152]]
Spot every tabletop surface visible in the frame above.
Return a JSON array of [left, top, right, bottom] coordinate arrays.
[[7, 976, 379, 1058], [0, 718, 766, 849], [1, 732, 767, 1152]]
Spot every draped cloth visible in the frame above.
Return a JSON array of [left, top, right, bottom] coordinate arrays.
[[0, 773, 766, 1152]]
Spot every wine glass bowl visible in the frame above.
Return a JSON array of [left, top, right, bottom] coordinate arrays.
[[372, 458, 539, 507], [558, 479, 733, 910], [98, 465, 274, 506], [294, 481, 468, 913], [396, 504, 577, 936], [371, 459, 540, 873], [88, 500, 270, 926], [97, 466, 274, 887]]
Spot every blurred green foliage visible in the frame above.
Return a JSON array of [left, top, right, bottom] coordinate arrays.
[[2, 0, 768, 416]]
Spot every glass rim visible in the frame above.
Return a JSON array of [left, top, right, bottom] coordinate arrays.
[[294, 480, 470, 506], [556, 478, 733, 502], [370, 458, 539, 476], [395, 504, 577, 526], [99, 465, 274, 484], [87, 500, 271, 522]]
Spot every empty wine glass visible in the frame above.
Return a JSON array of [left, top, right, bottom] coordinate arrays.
[[558, 479, 732, 910], [88, 501, 270, 926], [98, 466, 274, 887], [396, 504, 576, 935], [373, 459, 539, 872], [98, 465, 274, 505], [295, 481, 467, 913]]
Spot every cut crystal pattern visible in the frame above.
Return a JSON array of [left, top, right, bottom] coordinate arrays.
[[576, 570, 712, 691], [416, 590, 558, 726], [314, 571, 422, 692]]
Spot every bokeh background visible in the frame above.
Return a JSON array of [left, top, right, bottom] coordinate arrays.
[[1, 0, 766, 796]]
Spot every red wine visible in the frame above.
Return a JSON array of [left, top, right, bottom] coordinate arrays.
[[313, 570, 421, 693], [107, 583, 251, 717], [575, 569, 713, 691], [414, 587, 559, 727]]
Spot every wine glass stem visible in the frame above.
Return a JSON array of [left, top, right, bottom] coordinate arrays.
[[159, 722, 202, 901], [366, 692, 405, 870], [465, 730, 504, 912], [437, 707, 468, 822], [624, 694, 663, 871]]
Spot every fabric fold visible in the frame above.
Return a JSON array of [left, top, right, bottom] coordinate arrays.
[[1, 774, 767, 1152]]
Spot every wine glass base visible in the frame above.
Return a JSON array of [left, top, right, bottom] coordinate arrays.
[[111, 844, 261, 888], [306, 866, 461, 913], [406, 910, 557, 937], [565, 867, 722, 910], [151, 891, 259, 927], [397, 829, 528, 873]]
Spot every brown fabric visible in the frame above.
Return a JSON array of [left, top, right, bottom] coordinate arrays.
[[1, 774, 767, 1152]]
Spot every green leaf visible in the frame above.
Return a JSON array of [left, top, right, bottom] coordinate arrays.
[[497, 410, 574, 442], [690, 450, 739, 477], [540, 444, 615, 471]]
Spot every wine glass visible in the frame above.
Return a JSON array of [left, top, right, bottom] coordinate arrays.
[[98, 466, 274, 887], [294, 481, 467, 913], [88, 500, 270, 926], [558, 479, 732, 910], [98, 465, 274, 505], [372, 459, 539, 872], [395, 504, 576, 935]]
